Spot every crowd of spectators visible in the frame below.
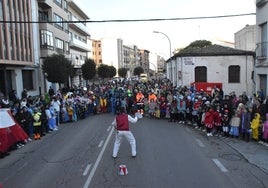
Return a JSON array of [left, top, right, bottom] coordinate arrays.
[[1, 77, 268, 158]]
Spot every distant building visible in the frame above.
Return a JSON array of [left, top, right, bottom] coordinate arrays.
[[255, 0, 268, 96], [235, 24, 256, 51], [92, 40, 102, 67], [166, 45, 255, 95], [139, 49, 150, 73]]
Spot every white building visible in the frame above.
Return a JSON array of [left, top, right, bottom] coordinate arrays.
[[167, 45, 255, 95], [255, 0, 268, 96], [101, 38, 123, 76], [235, 24, 256, 51]]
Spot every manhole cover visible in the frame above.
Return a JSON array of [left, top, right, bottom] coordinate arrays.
[[220, 153, 242, 161]]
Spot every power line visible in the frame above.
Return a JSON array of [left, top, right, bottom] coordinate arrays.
[[0, 13, 256, 24]]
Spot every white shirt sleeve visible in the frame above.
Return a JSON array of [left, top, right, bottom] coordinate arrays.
[[128, 115, 138, 123]]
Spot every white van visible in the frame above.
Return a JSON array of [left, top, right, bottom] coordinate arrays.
[[140, 73, 148, 82]]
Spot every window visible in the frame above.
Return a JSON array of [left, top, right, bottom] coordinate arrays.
[[22, 70, 34, 90], [54, 14, 63, 30], [54, 0, 62, 7], [261, 22, 267, 57], [195, 66, 207, 82], [40, 30, 54, 49], [65, 42, 69, 54], [55, 38, 64, 53], [228, 65, 240, 83]]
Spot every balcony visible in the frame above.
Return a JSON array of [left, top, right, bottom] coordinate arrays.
[[256, 0, 268, 7], [72, 59, 85, 68], [69, 15, 90, 36], [70, 38, 90, 52], [38, 0, 52, 9], [256, 42, 268, 60]]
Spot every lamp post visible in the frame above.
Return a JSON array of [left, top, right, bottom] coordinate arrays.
[[153, 31, 172, 81], [153, 31, 172, 58]]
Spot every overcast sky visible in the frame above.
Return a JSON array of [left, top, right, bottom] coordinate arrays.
[[75, 0, 256, 58]]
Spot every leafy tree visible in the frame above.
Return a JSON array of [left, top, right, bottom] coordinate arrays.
[[118, 67, 127, 78], [133, 66, 144, 76], [81, 58, 96, 81], [97, 64, 110, 79], [42, 53, 73, 88], [108, 66, 117, 78]]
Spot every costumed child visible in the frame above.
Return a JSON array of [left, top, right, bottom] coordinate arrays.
[[262, 113, 268, 142], [240, 107, 251, 142], [251, 113, 260, 141], [148, 99, 156, 118], [33, 107, 42, 140], [229, 111, 241, 138], [222, 110, 230, 137], [155, 102, 161, 119], [204, 106, 215, 136], [213, 105, 222, 136]]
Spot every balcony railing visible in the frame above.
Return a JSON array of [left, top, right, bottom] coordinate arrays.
[[70, 38, 90, 52], [69, 15, 90, 36], [256, 42, 268, 59]]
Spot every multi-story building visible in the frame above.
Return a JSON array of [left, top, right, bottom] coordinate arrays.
[[255, 0, 268, 96], [68, 0, 91, 87], [139, 49, 150, 73], [38, 0, 70, 92], [38, 0, 91, 90], [123, 44, 140, 77], [0, 0, 40, 99], [92, 40, 102, 67]]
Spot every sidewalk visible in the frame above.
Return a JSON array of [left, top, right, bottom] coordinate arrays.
[[221, 137, 268, 173]]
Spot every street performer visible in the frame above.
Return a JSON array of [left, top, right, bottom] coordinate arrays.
[[112, 106, 141, 158]]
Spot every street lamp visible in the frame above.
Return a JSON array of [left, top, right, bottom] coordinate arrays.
[[153, 31, 172, 58]]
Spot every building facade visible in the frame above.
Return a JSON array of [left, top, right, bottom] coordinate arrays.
[[235, 24, 256, 51], [0, 0, 40, 99], [255, 0, 268, 96], [68, 0, 91, 87], [167, 45, 255, 95]]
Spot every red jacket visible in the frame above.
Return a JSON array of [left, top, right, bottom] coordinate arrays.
[[116, 114, 129, 131]]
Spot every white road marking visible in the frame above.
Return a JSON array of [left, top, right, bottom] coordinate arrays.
[[212, 158, 228, 172], [82, 164, 92, 176], [107, 126, 112, 132], [196, 139, 205, 147], [98, 140, 104, 148], [83, 126, 114, 188]]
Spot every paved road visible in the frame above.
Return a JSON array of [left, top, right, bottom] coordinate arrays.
[[0, 114, 267, 188]]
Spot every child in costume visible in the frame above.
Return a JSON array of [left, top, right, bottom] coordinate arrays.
[[251, 113, 260, 141]]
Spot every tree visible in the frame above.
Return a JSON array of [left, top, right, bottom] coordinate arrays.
[[42, 53, 73, 88], [81, 58, 96, 81], [118, 67, 127, 78], [108, 66, 117, 78], [97, 64, 110, 79], [133, 66, 144, 76]]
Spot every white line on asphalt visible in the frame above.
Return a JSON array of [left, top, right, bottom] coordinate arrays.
[[83, 126, 114, 188], [196, 139, 205, 147], [107, 126, 112, 132], [83, 164, 92, 176], [98, 140, 104, 148], [212, 158, 228, 172]]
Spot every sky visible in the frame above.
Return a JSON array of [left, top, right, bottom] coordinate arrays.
[[75, 0, 256, 59]]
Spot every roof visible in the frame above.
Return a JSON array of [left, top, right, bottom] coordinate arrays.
[[173, 44, 255, 58]]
